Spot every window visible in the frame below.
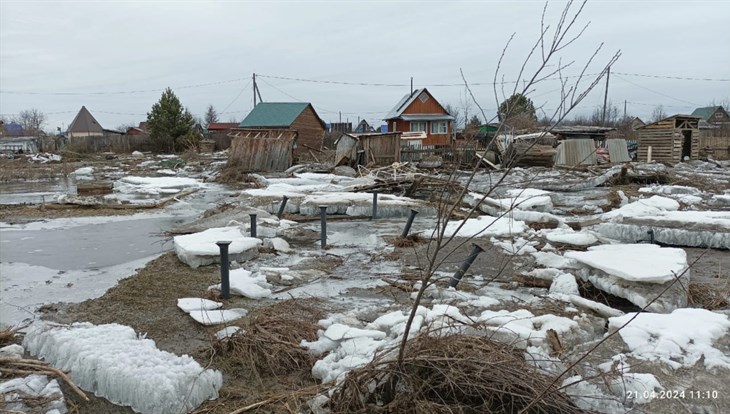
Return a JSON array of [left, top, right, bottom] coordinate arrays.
[[430, 121, 448, 134], [418, 92, 429, 103], [715, 112, 724, 119], [410, 121, 427, 132]]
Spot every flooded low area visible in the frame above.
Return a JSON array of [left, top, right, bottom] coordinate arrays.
[[0, 177, 76, 204]]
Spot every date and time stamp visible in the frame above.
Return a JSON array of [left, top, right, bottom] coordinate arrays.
[[626, 389, 721, 400]]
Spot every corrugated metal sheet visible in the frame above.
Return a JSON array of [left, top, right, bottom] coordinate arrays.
[[606, 139, 631, 163], [554, 139, 596, 166]]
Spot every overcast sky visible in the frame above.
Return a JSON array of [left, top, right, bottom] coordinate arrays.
[[1, 0, 729, 132]]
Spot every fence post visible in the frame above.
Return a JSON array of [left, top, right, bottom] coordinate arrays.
[[371, 191, 378, 220], [216, 241, 232, 299], [249, 214, 257, 238], [320, 206, 327, 249]]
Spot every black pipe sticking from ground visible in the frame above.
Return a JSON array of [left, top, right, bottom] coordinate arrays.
[[249, 214, 257, 238], [401, 209, 419, 238], [320, 206, 327, 249], [216, 241, 232, 299], [449, 243, 485, 288], [277, 195, 289, 219]]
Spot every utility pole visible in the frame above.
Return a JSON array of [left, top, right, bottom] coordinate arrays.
[[624, 99, 627, 120], [601, 66, 610, 126], [252, 73, 262, 107]]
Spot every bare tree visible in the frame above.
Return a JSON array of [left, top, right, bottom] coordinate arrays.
[[386, 0, 621, 405], [651, 105, 667, 122], [204, 104, 219, 128], [14, 108, 46, 135], [443, 103, 463, 133]]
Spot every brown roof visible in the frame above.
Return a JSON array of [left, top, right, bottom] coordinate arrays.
[[68, 106, 103, 134], [207, 122, 239, 131]]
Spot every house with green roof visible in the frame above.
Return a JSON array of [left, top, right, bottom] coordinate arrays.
[[239, 102, 326, 158], [690, 106, 729, 125]]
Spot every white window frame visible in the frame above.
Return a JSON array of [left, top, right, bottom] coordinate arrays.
[[410, 121, 427, 132], [430, 121, 448, 134]]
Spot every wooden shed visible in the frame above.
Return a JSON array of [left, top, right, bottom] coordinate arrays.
[[334, 132, 401, 167], [226, 128, 297, 172], [636, 115, 701, 164], [239, 102, 325, 160]]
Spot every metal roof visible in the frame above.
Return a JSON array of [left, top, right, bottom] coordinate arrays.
[[691, 106, 721, 121], [68, 106, 103, 134], [239, 102, 312, 128], [399, 114, 454, 121], [384, 89, 422, 120]]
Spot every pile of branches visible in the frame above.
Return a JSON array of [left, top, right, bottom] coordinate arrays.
[[0, 357, 89, 402], [329, 334, 583, 414], [353, 164, 464, 200], [212, 298, 327, 381]]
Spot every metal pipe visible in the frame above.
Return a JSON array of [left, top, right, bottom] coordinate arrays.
[[449, 243, 485, 288], [277, 195, 289, 219], [249, 214, 257, 238], [371, 191, 378, 220], [400, 209, 419, 238], [320, 206, 327, 249], [648, 229, 655, 244], [216, 241, 232, 299]]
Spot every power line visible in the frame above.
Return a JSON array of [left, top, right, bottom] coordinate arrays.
[[614, 75, 700, 106], [219, 79, 252, 114], [0, 77, 249, 96], [613, 72, 729, 82]]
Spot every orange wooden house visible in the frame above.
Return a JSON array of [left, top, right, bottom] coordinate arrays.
[[384, 88, 454, 146]]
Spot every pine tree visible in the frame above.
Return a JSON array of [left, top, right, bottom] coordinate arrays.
[[146, 88, 197, 153]]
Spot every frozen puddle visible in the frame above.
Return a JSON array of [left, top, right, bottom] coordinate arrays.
[[24, 321, 223, 414]]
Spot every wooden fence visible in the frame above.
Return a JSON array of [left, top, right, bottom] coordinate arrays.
[[226, 129, 296, 172], [699, 136, 730, 160], [65, 133, 151, 153], [400, 143, 488, 163]]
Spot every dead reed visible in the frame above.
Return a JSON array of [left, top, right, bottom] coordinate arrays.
[[688, 282, 730, 310], [328, 334, 584, 414], [212, 299, 327, 381]]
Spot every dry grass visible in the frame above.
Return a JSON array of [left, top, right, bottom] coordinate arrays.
[[688, 282, 730, 310], [329, 334, 584, 414], [388, 233, 427, 248], [0, 327, 19, 347], [212, 299, 327, 382], [214, 167, 264, 186]]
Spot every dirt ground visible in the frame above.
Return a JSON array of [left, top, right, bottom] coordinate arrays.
[[0, 203, 147, 222]]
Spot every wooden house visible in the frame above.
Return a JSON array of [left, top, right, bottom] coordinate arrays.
[[239, 102, 325, 159], [384, 88, 453, 146], [68, 106, 103, 139], [635, 115, 701, 164], [226, 128, 297, 172], [334, 132, 401, 167], [691, 106, 730, 125]]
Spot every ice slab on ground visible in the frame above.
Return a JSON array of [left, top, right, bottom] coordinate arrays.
[[549, 273, 579, 295], [215, 326, 241, 339], [188, 308, 248, 326], [23, 322, 223, 414], [0, 374, 67, 414], [545, 231, 597, 246], [226, 268, 272, 299], [602, 195, 679, 219], [177, 298, 222, 313], [565, 244, 687, 284], [174, 227, 261, 268], [609, 309, 730, 370], [443, 215, 528, 238], [0, 344, 24, 359], [594, 222, 730, 249], [115, 176, 203, 196]]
